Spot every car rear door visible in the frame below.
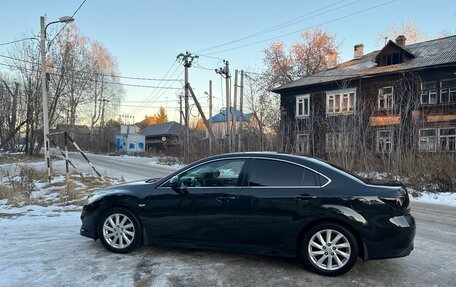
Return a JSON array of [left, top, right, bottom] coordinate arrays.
[[143, 158, 248, 243], [235, 158, 325, 246]]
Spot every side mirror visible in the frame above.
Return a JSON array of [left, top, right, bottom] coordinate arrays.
[[170, 175, 179, 188]]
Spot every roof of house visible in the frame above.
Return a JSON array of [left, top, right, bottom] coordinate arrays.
[[273, 35, 456, 92], [140, 121, 183, 137], [210, 107, 253, 123]]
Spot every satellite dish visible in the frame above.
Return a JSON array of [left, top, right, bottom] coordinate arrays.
[[162, 136, 167, 142]]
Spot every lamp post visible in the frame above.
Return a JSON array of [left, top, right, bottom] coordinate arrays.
[[40, 15, 74, 182]]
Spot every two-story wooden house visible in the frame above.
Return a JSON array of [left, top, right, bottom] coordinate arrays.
[[273, 35, 456, 158]]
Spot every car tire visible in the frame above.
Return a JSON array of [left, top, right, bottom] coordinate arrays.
[[98, 207, 142, 253], [301, 223, 359, 276]]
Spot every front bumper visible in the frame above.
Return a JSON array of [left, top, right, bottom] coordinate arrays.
[[365, 213, 415, 260], [80, 205, 99, 240]]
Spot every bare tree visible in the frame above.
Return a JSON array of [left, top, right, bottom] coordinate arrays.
[[378, 19, 426, 44]]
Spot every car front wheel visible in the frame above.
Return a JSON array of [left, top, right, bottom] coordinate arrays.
[[301, 223, 359, 276], [98, 207, 142, 253]]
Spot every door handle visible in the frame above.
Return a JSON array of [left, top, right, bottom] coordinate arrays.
[[295, 194, 318, 200], [215, 196, 236, 202]]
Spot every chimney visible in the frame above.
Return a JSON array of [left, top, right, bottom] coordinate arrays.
[[327, 52, 338, 68], [354, 44, 364, 59], [395, 35, 406, 47]]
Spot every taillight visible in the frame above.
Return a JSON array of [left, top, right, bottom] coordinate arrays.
[[379, 197, 406, 209]]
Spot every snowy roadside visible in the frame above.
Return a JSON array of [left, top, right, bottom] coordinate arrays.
[[0, 155, 455, 286]]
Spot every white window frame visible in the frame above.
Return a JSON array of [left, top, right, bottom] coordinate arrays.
[[326, 88, 356, 115], [439, 127, 456, 152], [376, 129, 394, 153], [418, 128, 437, 152], [421, 81, 437, 105], [295, 94, 310, 118], [440, 79, 456, 104], [378, 86, 394, 110], [296, 133, 311, 154]]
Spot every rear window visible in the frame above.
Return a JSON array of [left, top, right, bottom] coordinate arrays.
[[248, 159, 318, 187]]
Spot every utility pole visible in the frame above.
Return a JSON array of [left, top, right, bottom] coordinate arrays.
[[239, 70, 244, 151], [40, 15, 74, 182], [233, 69, 238, 152], [99, 98, 109, 142], [178, 93, 183, 126], [209, 80, 213, 154], [177, 52, 198, 158], [187, 84, 215, 142], [40, 16, 51, 182], [215, 60, 231, 152]]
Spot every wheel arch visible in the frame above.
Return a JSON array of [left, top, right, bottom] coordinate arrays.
[[296, 218, 367, 261], [95, 204, 144, 242]]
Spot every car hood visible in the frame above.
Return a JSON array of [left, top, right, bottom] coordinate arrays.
[[86, 177, 162, 203]]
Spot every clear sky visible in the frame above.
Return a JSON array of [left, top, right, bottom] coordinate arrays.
[[0, 0, 455, 124]]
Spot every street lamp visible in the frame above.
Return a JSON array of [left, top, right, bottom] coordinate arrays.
[[40, 15, 74, 182]]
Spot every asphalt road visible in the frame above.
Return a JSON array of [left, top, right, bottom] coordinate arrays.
[[2, 154, 455, 286], [61, 152, 178, 181], [67, 154, 456, 286]]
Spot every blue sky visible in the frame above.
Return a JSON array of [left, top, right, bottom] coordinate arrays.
[[0, 0, 455, 123]]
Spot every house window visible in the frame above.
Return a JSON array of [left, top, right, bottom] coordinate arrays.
[[296, 94, 310, 118], [296, 133, 311, 154], [419, 129, 437, 152], [326, 88, 356, 115], [421, 81, 437, 105], [378, 86, 394, 110], [377, 129, 393, 153], [439, 127, 456, 151], [440, 79, 456, 104]]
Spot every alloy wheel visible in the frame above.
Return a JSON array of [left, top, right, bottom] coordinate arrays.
[[307, 228, 351, 271], [102, 213, 136, 249]]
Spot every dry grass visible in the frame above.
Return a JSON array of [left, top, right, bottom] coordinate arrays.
[[0, 166, 116, 207], [0, 154, 42, 165]]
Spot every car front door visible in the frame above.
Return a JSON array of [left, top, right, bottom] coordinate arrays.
[[142, 158, 248, 243], [235, 158, 325, 247]]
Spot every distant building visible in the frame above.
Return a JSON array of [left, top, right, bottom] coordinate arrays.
[[140, 121, 184, 153], [208, 107, 256, 139], [115, 125, 145, 154]]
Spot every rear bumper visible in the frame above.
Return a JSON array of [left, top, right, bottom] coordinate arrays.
[[365, 213, 415, 260]]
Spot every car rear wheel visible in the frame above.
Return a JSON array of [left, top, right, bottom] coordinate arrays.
[[301, 223, 358, 276], [98, 207, 142, 253]]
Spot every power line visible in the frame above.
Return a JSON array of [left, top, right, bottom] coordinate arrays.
[[196, 0, 357, 53], [48, 0, 88, 46], [0, 54, 182, 82], [0, 61, 182, 90], [205, 0, 398, 55], [126, 60, 182, 114], [109, 74, 181, 82], [0, 37, 37, 47], [127, 62, 181, 113]]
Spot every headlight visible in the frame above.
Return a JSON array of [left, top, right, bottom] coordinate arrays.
[[86, 189, 110, 205]]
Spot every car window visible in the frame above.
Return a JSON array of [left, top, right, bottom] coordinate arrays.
[[248, 159, 305, 186], [318, 174, 329, 186], [163, 159, 246, 188], [302, 168, 318, 186]]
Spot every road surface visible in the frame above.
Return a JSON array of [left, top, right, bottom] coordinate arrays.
[[0, 154, 455, 286]]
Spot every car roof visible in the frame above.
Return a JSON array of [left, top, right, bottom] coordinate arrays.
[[196, 152, 366, 187]]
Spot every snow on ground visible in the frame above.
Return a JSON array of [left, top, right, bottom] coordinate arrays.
[[410, 191, 456, 207], [0, 155, 455, 286], [0, 206, 142, 287]]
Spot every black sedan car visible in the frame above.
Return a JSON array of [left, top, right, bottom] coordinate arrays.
[[80, 152, 415, 276]]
